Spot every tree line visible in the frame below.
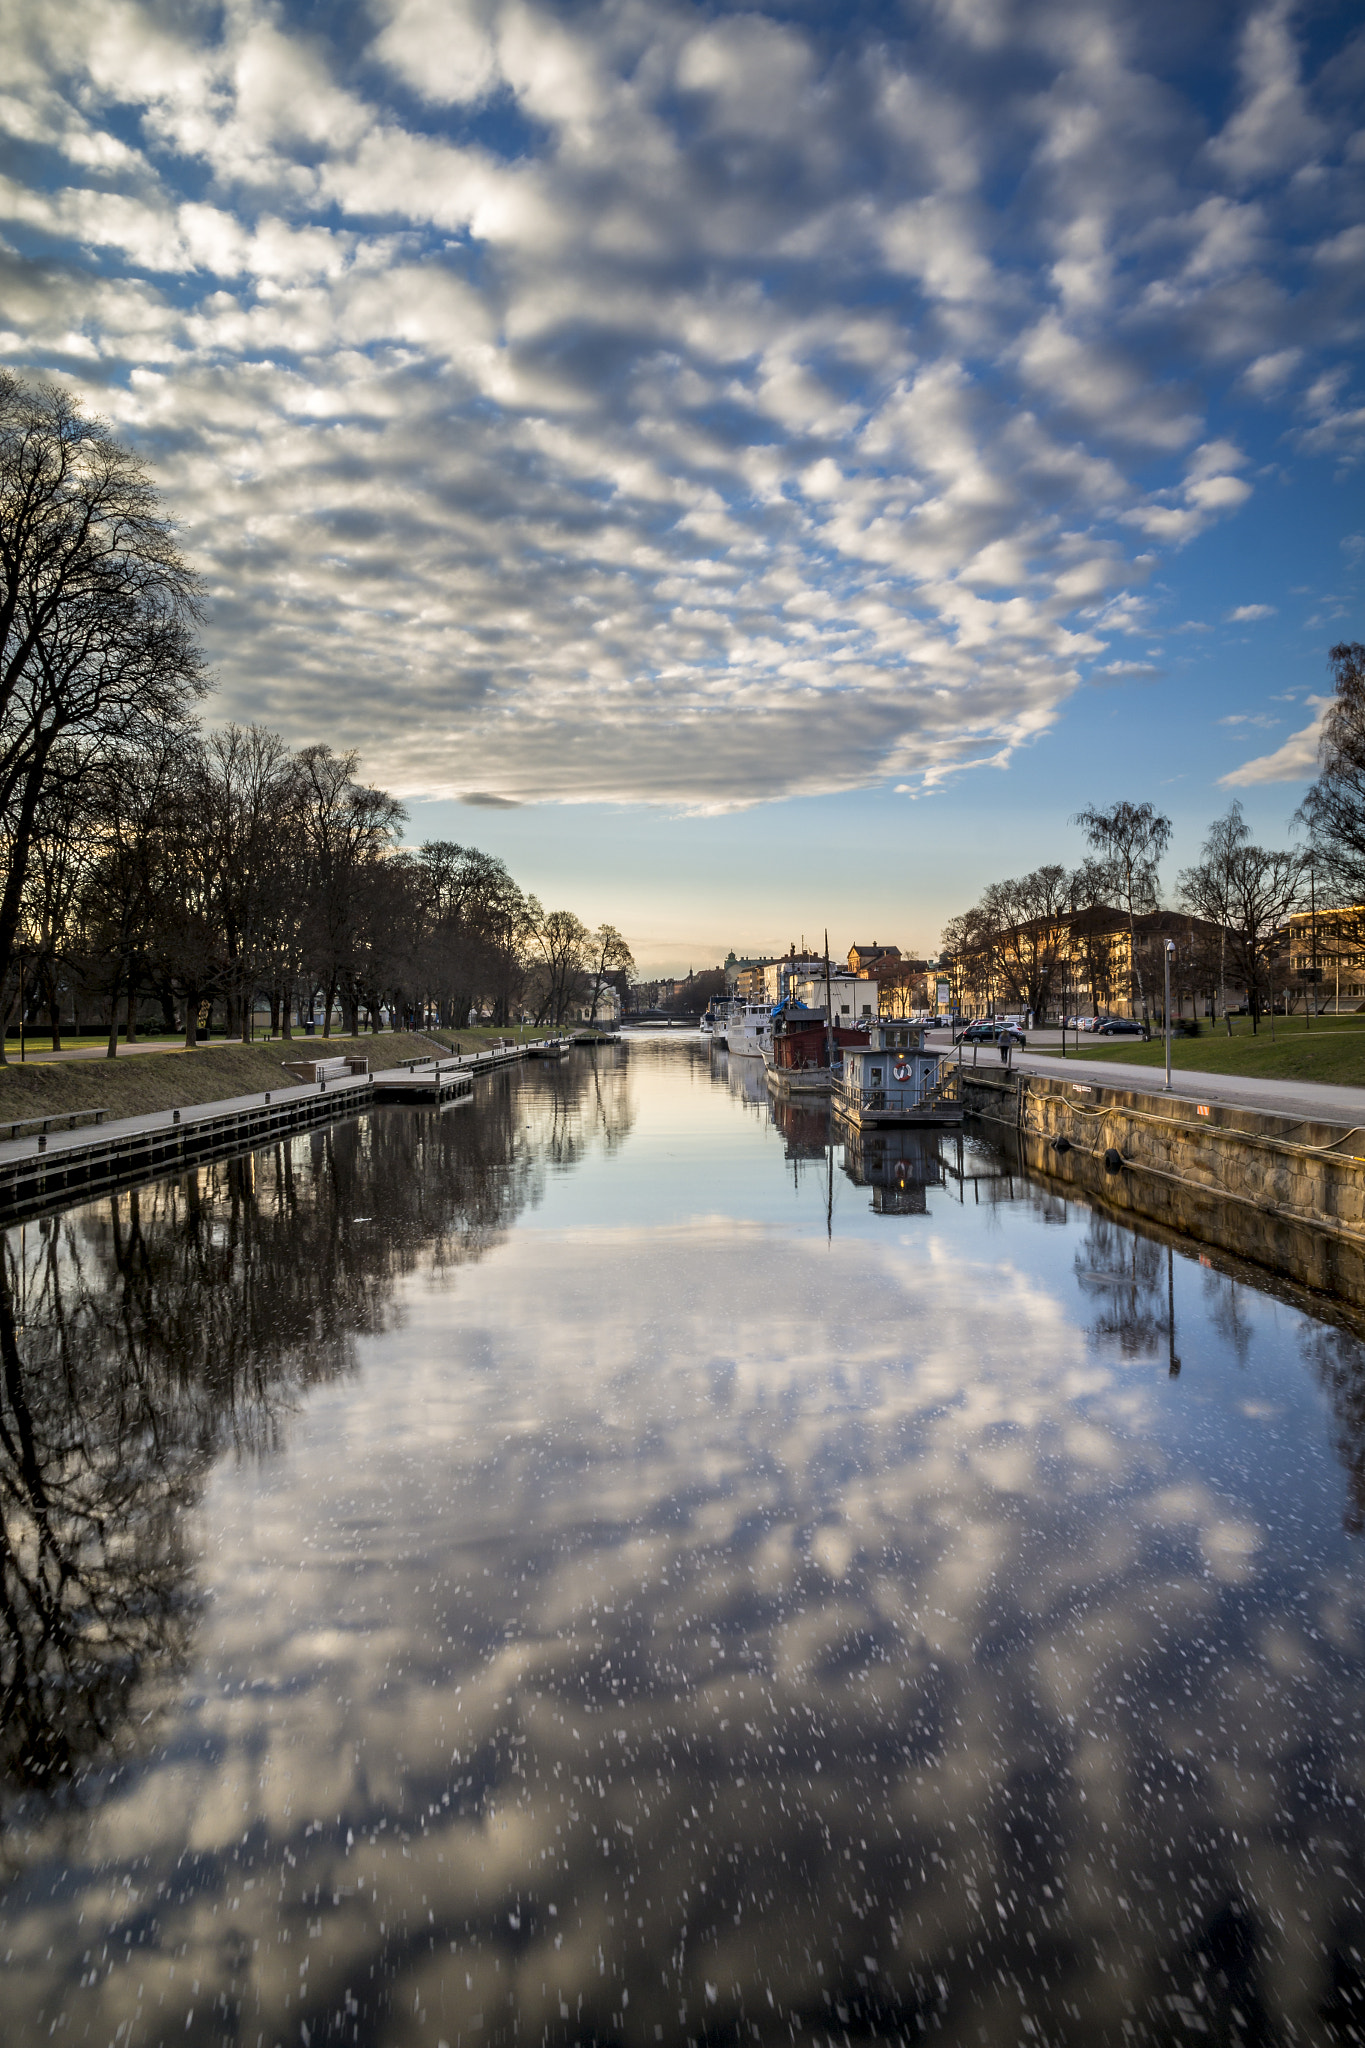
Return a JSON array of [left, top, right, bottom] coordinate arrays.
[[942, 643, 1365, 1031], [0, 374, 632, 1057]]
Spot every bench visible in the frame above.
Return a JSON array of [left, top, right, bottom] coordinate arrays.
[[6, 1107, 109, 1141], [280, 1055, 369, 1084]]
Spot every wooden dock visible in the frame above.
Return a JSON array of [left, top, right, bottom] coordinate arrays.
[[0, 1036, 573, 1225], [0, 1074, 374, 1223], [371, 1061, 474, 1107]]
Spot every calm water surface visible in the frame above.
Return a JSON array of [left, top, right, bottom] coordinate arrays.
[[3, 1038, 1365, 2047]]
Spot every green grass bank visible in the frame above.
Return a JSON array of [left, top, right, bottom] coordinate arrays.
[[0, 1031, 445, 1129], [1036, 1013, 1365, 1087]]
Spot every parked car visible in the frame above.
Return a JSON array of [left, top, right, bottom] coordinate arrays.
[[1095, 1017, 1144, 1036], [955, 1021, 1028, 1048]]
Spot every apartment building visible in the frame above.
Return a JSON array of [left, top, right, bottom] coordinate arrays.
[[944, 906, 1242, 1021], [1287, 904, 1365, 1009]]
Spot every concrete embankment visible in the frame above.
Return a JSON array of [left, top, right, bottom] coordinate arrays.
[[963, 1066, 1365, 1307]]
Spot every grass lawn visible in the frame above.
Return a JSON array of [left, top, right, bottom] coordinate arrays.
[[1034, 1013, 1365, 1087], [0, 1030, 450, 1129]]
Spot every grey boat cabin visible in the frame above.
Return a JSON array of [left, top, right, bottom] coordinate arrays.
[[833, 1021, 961, 1127]]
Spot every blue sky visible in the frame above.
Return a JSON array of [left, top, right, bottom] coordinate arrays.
[[2, 0, 1361, 967]]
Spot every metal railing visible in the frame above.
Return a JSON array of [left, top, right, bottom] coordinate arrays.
[[837, 1064, 952, 1114], [925, 1061, 963, 1107]]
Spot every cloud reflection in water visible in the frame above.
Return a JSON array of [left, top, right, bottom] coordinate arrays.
[[2, 1044, 1365, 2045]]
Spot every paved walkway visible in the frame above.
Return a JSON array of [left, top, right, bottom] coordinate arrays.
[[1016, 1051, 1365, 1129], [5, 1037, 187, 1063], [920, 1027, 1365, 1127]]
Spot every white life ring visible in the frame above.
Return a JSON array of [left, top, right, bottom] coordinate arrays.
[[892, 1059, 910, 1081]]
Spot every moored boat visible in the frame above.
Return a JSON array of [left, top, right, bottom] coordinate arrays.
[[727, 1000, 774, 1059], [763, 1001, 868, 1096], [832, 1021, 962, 1126]]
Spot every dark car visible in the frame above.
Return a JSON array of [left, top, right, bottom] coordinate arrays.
[[955, 1021, 1027, 1048], [1095, 1017, 1144, 1036]]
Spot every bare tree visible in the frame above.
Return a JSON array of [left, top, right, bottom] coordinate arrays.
[[584, 924, 635, 1019], [1073, 800, 1171, 1018], [414, 843, 528, 1027], [526, 902, 590, 1025], [1294, 643, 1365, 986], [294, 746, 406, 1037], [1179, 805, 1304, 1032], [143, 736, 224, 1047], [0, 375, 206, 1011], [1297, 644, 1365, 886], [1177, 804, 1250, 1034], [988, 866, 1075, 1021], [940, 907, 1000, 1015], [5, 743, 95, 1051], [197, 725, 297, 1040], [75, 732, 194, 1056]]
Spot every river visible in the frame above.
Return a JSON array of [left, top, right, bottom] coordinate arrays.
[[1, 1036, 1363, 2046]]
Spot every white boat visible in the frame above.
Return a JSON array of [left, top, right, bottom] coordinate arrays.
[[727, 1001, 773, 1058], [701, 996, 730, 1046]]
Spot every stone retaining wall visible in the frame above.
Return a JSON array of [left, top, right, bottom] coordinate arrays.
[[962, 1068, 1365, 1307]]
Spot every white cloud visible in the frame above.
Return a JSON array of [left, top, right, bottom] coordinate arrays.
[[1241, 347, 1302, 396], [1123, 441, 1253, 545], [1296, 366, 1365, 462], [1227, 603, 1276, 621], [370, 0, 501, 106], [1207, 0, 1327, 186], [0, 0, 1356, 805], [1220, 699, 1330, 785]]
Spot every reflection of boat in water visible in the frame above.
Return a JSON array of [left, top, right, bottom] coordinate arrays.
[[842, 1125, 945, 1213], [715, 1045, 769, 1106], [769, 1093, 831, 1160], [833, 1022, 962, 1126]]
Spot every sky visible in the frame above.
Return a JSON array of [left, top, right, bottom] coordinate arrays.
[[2, 0, 1362, 971]]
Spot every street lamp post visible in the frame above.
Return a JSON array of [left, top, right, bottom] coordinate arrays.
[[1309, 855, 1317, 1031], [1163, 938, 1175, 1093]]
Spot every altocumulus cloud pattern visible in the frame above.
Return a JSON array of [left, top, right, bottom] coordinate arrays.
[[2, 0, 1361, 807]]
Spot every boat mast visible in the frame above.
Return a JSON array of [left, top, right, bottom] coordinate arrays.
[[824, 928, 834, 1071]]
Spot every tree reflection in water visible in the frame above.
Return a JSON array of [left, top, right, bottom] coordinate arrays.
[[0, 1051, 632, 1813], [5, 1045, 1365, 2047], [1074, 1215, 1171, 1358]]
